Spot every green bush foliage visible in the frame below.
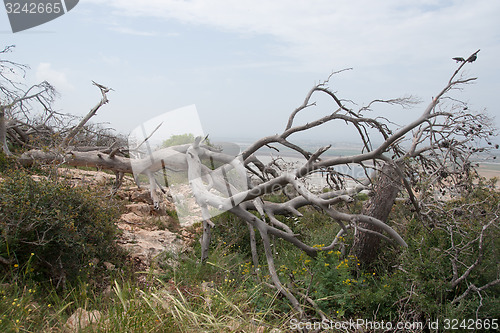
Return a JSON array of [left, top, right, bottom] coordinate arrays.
[[390, 184, 500, 321], [202, 184, 499, 325], [161, 133, 195, 148], [0, 151, 16, 172], [1, 165, 497, 331], [0, 170, 124, 287]]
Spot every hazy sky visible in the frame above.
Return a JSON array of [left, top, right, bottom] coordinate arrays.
[[1, 0, 499, 143]]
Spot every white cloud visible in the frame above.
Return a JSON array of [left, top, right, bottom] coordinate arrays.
[[109, 26, 158, 36], [86, 0, 500, 72], [35, 63, 74, 92], [82, 0, 500, 132], [98, 53, 129, 67]]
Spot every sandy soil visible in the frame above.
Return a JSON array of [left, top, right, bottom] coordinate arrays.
[[478, 164, 500, 180]]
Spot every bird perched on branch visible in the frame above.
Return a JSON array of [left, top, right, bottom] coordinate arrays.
[[452, 50, 480, 64], [466, 50, 479, 63]]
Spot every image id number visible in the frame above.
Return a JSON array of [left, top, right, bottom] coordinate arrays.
[[443, 318, 498, 330], [5, 2, 62, 14]]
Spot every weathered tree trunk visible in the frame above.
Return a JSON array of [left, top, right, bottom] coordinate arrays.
[[351, 162, 403, 265], [200, 220, 212, 262], [0, 107, 11, 155]]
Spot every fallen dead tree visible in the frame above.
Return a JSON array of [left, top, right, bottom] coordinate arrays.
[[8, 50, 497, 316]]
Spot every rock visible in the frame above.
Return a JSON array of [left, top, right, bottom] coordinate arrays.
[[94, 174, 108, 186], [120, 212, 144, 225], [31, 174, 48, 182], [228, 319, 242, 331], [201, 281, 215, 306], [65, 308, 101, 332], [180, 228, 197, 247], [255, 326, 266, 333], [58, 168, 116, 187], [118, 229, 183, 266], [102, 285, 112, 298], [125, 203, 151, 216], [103, 262, 115, 271], [201, 281, 214, 293], [130, 190, 154, 204]]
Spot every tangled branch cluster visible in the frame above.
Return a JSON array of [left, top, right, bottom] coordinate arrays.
[[11, 49, 497, 317]]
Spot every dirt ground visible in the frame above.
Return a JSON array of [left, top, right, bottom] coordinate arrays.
[[478, 163, 500, 181]]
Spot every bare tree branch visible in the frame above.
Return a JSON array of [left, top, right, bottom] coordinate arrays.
[[60, 81, 111, 148]]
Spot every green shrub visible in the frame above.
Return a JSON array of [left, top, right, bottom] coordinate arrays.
[[367, 185, 500, 322], [139, 181, 493, 331], [0, 150, 16, 172], [0, 170, 124, 287], [161, 133, 195, 148], [206, 184, 499, 323]]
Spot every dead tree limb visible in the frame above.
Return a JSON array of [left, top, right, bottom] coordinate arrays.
[[60, 82, 111, 148], [11, 50, 496, 317]]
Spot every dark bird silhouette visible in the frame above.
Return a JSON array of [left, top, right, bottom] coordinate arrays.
[[452, 57, 465, 63], [467, 54, 477, 63], [466, 50, 480, 63]]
